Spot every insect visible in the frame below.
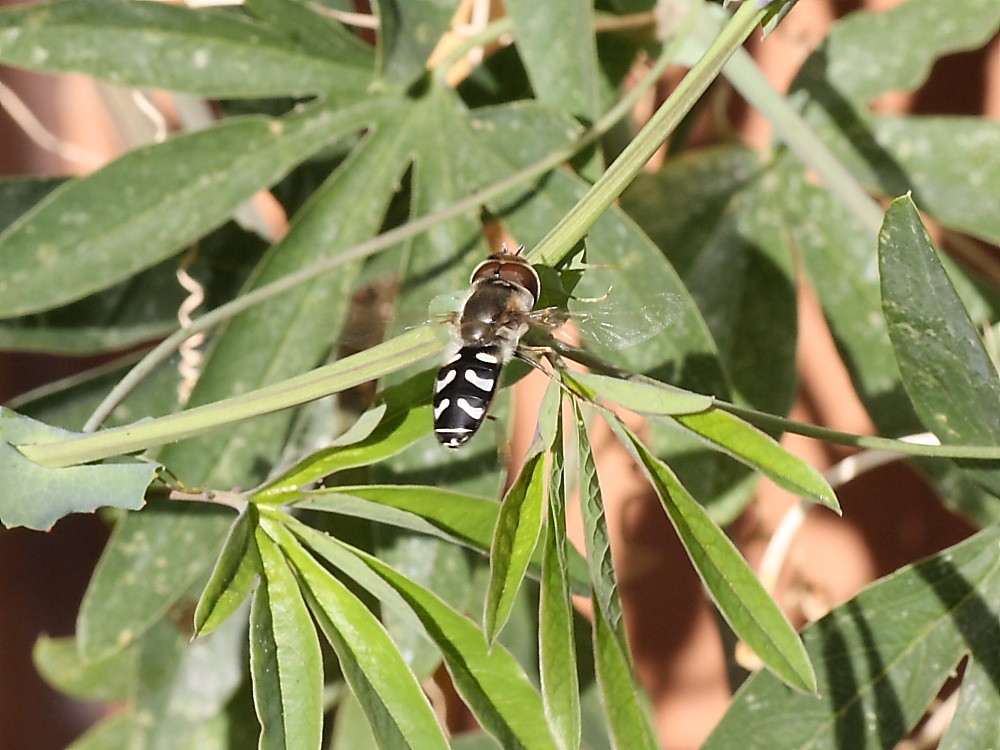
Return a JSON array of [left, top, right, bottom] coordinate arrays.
[[432, 244, 680, 448], [432, 243, 544, 448]]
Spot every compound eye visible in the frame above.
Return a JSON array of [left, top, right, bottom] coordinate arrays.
[[469, 260, 503, 284], [494, 262, 540, 302], [469, 256, 540, 302]]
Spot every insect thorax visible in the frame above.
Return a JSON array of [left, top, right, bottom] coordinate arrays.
[[458, 280, 534, 350]]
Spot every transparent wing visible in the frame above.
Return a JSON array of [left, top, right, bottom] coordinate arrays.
[[564, 290, 683, 350]]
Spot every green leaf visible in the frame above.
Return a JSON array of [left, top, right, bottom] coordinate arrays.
[[590, 597, 659, 750], [671, 408, 839, 510], [865, 116, 1000, 244], [271, 520, 451, 750], [609, 416, 817, 693], [33, 635, 136, 702], [572, 401, 624, 644], [252, 520, 324, 750], [244, 0, 374, 65], [780, 170, 1000, 526], [0, 103, 373, 319], [131, 608, 246, 750], [286, 518, 430, 642], [572, 401, 659, 750], [505, 0, 600, 123], [255, 370, 437, 501], [66, 714, 133, 750], [0, 408, 154, 530], [290, 485, 592, 596], [194, 506, 260, 637], [570, 371, 713, 416], [939, 653, 1000, 750], [703, 526, 1000, 750], [0, 176, 66, 232], [484, 381, 560, 642], [0, 0, 372, 97], [354, 546, 559, 750], [376, 0, 458, 87], [879, 196, 1000, 495], [792, 0, 1000, 105], [538, 407, 581, 750], [294, 485, 498, 546], [782, 171, 915, 433], [78, 507, 231, 661]]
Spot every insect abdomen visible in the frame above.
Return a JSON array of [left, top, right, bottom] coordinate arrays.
[[433, 344, 503, 448]]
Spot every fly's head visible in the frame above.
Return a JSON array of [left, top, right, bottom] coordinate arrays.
[[457, 244, 540, 353]]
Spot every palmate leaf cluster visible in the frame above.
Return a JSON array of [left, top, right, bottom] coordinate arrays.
[[0, 0, 999, 748]]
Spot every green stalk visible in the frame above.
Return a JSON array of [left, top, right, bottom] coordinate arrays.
[[717, 400, 1000, 460], [20, 326, 442, 468], [528, 0, 765, 267], [720, 45, 884, 234]]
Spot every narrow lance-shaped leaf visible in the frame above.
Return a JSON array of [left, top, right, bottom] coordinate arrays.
[[267, 520, 450, 750], [346, 542, 559, 750], [572, 401, 659, 750], [607, 416, 817, 693], [283, 518, 430, 646], [538, 398, 581, 750], [569, 371, 714, 416], [591, 596, 659, 750], [291, 485, 592, 597], [879, 195, 1000, 495], [255, 370, 438, 502], [0, 102, 375, 319], [194, 505, 260, 637], [572, 401, 624, 646], [484, 380, 562, 643], [252, 519, 323, 750], [0, 0, 372, 98], [671, 408, 839, 510]]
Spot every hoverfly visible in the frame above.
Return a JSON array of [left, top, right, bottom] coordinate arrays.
[[431, 243, 677, 448], [432, 244, 542, 448]]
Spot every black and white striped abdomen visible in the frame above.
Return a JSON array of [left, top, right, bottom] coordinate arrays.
[[433, 344, 503, 449]]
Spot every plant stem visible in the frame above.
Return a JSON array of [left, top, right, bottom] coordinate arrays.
[[529, 0, 765, 267], [716, 400, 1000, 459], [22, 326, 442, 468]]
